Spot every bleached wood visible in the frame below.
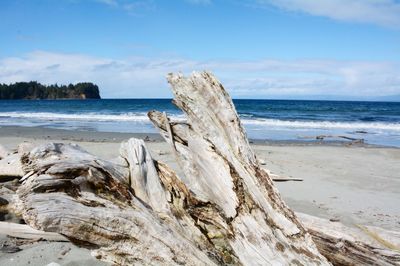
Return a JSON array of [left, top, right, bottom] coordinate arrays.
[[0, 221, 68, 241], [16, 142, 219, 265], [0, 153, 24, 177], [17, 142, 35, 155], [148, 71, 329, 265], [299, 213, 400, 265], [119, 138, 169, 213]]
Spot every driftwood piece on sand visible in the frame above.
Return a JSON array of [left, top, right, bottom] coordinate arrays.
[[299, 213, 400, 265], [0, 142, 35, 178], [0, 221, 68, 241], [315, 135, 365, 144], [6, 71, 400, 265], [0, 153, 24, 178], [16, 142, 217, 265]]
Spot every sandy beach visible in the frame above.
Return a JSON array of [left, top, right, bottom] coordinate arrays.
[[1, 126, 399, 229], [1, 126, 399, 265]]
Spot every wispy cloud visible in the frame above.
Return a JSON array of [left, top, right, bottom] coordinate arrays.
[[95, 0, 118, 6], [185, 0, 212, 5], [94, 0, 155, 14], [0, 51, 399, 99], [255, 0, 400, 28]]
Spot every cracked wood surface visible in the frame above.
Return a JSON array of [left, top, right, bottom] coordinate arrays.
[[148, 71, 328, 265]]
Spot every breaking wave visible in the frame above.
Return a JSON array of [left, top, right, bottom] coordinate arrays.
[[0, 112, 185, 122], [241, 118, 400, 131], [1, 111, 399, 131]]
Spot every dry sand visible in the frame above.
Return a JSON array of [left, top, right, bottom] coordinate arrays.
[[1, 126, 399, 265]]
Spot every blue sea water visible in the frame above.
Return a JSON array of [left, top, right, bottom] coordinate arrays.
[[0, 99, 399, 147]]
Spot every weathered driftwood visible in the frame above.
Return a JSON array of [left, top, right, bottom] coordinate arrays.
[[148, 72, 328, 265], [148, 71, 400, 265], [0, 221, 68, 241], [0, 153, 24, 178], [265, 170, 303, 182], [8, 140, 400, 265], [6, 71, 400, 265], [0, 142, 35, 178], [16, 142, 218, 265], [314, 135, 365, 144], [299, 213, 400, 265]]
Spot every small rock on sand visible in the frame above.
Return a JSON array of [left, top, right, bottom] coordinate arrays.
[[259, 159, 267, 165]]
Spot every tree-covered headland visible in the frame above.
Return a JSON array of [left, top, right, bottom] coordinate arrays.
[[0, 81, 101, 99]]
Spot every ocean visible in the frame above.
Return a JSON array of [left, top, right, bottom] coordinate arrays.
[[0, 99, 399, 147]]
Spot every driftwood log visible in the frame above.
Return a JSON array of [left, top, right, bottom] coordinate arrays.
[[1, 71, 398, 265], [0, 221, 68, 241]]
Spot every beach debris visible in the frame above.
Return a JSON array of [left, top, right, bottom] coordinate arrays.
[[355, 130, 368, 134], [144, 135, 151, 142], [2, 71, 399, 265], [0, 243, 22, 253], [155, 149, 167, 155], [59, 246, 71, 257], [261, 165, 302, 182], [272, 177, 304, 182], [315, 134, 365, 144], [259, 159, 267, 165], [46, 262, 61, 266]]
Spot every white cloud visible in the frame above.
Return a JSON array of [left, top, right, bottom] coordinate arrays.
[[0, 51, 399, 99], [256, 0, 400, 28]]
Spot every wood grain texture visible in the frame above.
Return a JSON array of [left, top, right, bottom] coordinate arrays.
[[149, 71, 328, 265]]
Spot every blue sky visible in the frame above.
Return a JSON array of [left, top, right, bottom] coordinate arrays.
[[1, 0, 400, 99]]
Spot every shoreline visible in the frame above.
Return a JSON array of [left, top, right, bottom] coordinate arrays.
[[0, 125, 396, 149]]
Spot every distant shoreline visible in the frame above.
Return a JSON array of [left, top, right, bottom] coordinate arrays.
[[0, 81, 101, 100]]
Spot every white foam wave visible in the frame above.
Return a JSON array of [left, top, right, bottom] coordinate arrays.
[[0, 112, 185, 122], [241, 118, 400, 131], [0, 112, 399, 132]]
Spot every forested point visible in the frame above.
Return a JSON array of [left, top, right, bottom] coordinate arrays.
[[0, 81, 101, 99]]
